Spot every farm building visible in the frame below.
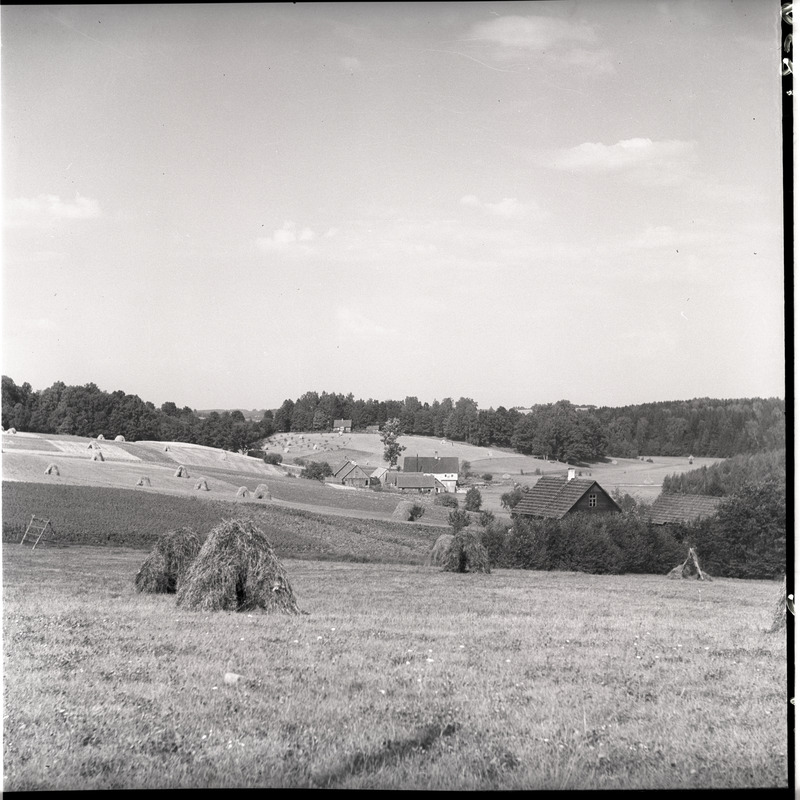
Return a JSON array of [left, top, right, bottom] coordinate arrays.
[[648, 493, 723, 525], [332, 459, 371, 488], [370, 466, 389, 484], [385, 472, 442, 493], [514, 469, 621, 519], [402, 455, 459, 493], [333, 419, 352, 433], [365, 424, 380, 434]]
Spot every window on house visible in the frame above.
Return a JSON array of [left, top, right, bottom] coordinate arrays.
[[588, 493, 597, 508]]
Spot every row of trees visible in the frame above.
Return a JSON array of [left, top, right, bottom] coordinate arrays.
[[1, 377, 274, 453], [3, 377, 785, 462]]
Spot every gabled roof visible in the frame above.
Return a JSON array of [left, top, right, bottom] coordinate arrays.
[[371, 467, 388, 479], [514, 476, 618, 519], [648, 494, 723, 525], [333, 460, 368, 480], [402, 456, 459, 474]]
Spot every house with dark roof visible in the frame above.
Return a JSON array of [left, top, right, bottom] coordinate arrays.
[[333, 419, 352, 433], [332, 459, 370, 488], [514, 469, 621, 519], [402, 455, 459, 493], [648, 494, 723, 525], [385, 472, 442, 493]]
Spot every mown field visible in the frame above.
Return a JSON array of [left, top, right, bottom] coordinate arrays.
[[2, 546, 788, 790]]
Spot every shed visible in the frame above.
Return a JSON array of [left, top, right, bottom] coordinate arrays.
[[648, 494, 723, 525]]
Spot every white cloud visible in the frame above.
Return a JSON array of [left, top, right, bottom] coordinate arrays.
[[459, 194, 545, 220], [256, 221, 317, 255], [469, 15, 596, 51], [336, 307, 396, 337], [340, 56, 362, 72], [542, 138, 698, 186], [6, 193, 101, 226]]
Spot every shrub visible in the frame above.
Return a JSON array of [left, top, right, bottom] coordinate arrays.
[[481, 473, 493, 482], [300, 461, 333, 481], [409, 503, 425, 521], [464, 487, 482, 512], [263, 452, 283, 465], [501, 487, 524, 510], [479, 509, 495, 527], [435, 493, 459, 508], [448, 508, 470, 534]]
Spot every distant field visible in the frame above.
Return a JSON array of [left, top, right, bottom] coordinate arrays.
[[3, 547, 787, 790]]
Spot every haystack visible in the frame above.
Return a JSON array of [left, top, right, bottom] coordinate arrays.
[[427, 534, 454, 566], [115, 435, 125, 442], [44, 463, 60, 476], [134, 527, 201, 594], [392, 500, 416, 521], [174, 465, 189, 478], [164, 445, 170, 452], [96, 434, 105, 440], [667, 547, 712, 581], [236, 486, 250, 498], [136, 476, 151, 487], [91, 450, 105, 462], [176, 518, 302, 613], [254, 483, 271, 500], [195, 478, 210, 491], [441, 529, 491, 574], [7, 428, 16, 434], [768, 575, 788, 633]]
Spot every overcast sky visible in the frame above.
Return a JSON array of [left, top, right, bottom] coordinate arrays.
[[2, 2, 785, 411]]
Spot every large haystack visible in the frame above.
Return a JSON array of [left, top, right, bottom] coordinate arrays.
[[392, 500, 416, 521], [174, 465, 189, 478], [176, 518, 302, 613], [96, 434, 105, 440], [195, 478, 210, 491], [115, 435, 125, 442], [254, 483, 271, 500], [768, 575, 788, 633], [44, 463, 60, 476], [667, 547, 712, 581], [236, 486, 250, 498], [91, 450, 105, 462], [134, 527, 201, 594], [7, 428, 16, 434], [427, 534, 454, 566], [136, 476, 151, 487], [441, 529, 491, 574]]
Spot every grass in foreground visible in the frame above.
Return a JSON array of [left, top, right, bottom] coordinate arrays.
[[2, 546, 788, 790]]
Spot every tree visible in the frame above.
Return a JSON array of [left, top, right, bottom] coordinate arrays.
[[464, 487, 482, 511], [448, 508, 470, 535], [380, 417, 406, 467], [300, 461, 333, 481]]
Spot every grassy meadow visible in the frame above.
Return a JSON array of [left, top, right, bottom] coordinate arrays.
[[2, 546, 788, 790]]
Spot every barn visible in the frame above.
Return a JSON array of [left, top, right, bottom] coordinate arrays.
[[513, 469, 621, 519], [648, 493, 723, 525], [333, 419, 352, 433], [332, 459, 371, 488], [385, 472, 441, 494], [402, 455, 459, 493]]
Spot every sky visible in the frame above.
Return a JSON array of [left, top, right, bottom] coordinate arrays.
[[2, 2, 786, 412]]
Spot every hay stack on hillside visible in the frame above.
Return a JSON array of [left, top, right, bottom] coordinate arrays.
[[174, 465, 189, 478], [176, 518, 302, 614], [44, 463, 60, 476], [96, 434, 104, 440], [254, 483, 271, 500], [236, 486, 250, 498], [768, 575, 788, 632], [195, 478, 210, 491], [667, 547, 712, 581], [115, 435, 125, 442], [91, 450, 105, 462], [392, 500, 416, 521], [427, 534, 454, 566], [134, 527, 201, 594], [441, 529, 491, 574], [136, 476, 151, 487], [7, 428, 16, 434]]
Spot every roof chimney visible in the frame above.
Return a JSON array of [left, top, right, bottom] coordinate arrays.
[[567, 468, 576, 481]]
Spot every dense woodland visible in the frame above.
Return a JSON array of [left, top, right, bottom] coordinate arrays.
[[1, 377, 785, 462]]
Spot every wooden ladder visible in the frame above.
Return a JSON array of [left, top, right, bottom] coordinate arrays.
[[20, 515, 56, 550]]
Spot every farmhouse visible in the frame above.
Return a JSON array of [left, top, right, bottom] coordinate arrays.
[[648, 493, 723, 525], [402, 455, 459, 493], [514, 469, 621, 519], [385, 472, 442, 493], [332, 459, 371, 488], [333, 419, 352, 433]]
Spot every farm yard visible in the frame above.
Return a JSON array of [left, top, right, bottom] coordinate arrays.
[[1, 431, 788, 790], [2, 546, 787, 790]]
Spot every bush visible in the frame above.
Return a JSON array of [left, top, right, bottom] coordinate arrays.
[[501, 487, 524, 510], [481, 473, 493, 482], [435, 493, 459, 508], [448, 509, 470, 534], [300, 461, 333, 481], [408, 503, 425, 522], [263, 452, 283, 465], [479, 510, 495, 527], [464, 487, 482, 512]]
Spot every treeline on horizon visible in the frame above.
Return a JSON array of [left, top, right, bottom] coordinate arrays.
[[1, 377, 785, 461]]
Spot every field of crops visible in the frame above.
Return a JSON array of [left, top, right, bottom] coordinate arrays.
[[2, 547, 788, 790]]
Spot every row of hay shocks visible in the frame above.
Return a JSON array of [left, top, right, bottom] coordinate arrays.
[[134, 518, 303, 614]]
